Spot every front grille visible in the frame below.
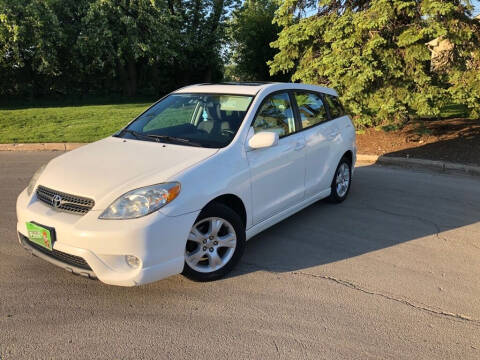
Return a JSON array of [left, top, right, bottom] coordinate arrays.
[[36, 185, 94, 215], [20, 233, 92, 270]]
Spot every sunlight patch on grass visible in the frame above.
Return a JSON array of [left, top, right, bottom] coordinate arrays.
[[439, 103, 469, 119], [0, 103, 151, 143]]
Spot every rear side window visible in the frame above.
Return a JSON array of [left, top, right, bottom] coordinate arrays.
[[324, 94, 345, 119], [293, 92, 328, 129], [252, 92, 295, 138]]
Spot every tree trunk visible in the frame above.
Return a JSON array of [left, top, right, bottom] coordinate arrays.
[[151, 65, 160, 95], [203, 66, 212, 82], [118, 62, 129, 96], [118, 59, 137, 97], [127, 59, 137, 97]]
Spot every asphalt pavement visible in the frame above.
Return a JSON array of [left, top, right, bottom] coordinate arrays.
[[1, 151, 479, 359]]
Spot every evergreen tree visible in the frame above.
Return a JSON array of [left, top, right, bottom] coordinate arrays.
[[269, 0, 480, 127]]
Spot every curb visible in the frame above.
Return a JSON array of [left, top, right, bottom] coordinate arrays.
[[0, 143, 85, 151], [0, 143, 479, 177], [357, 154, 480, 176]]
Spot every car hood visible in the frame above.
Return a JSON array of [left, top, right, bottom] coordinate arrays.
[[38, 137, 218, 209]]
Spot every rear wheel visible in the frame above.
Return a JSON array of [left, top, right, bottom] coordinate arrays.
[[328, 157, 352, 203], [182, 203, 245, 281]]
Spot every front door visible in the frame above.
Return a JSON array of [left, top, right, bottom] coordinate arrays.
[[246, 92, 306, 225]]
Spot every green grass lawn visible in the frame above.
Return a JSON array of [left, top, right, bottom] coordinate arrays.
[[0, 100, 472, 143], [0, 103, 152, 143]]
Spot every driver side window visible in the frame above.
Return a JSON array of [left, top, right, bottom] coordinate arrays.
[[252, 93, 295, 138], [143, 100, 197, 132]]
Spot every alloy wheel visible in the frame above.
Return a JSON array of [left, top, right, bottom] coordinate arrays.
[[185, 217, 237, 273], [336, 163, 350, 197]]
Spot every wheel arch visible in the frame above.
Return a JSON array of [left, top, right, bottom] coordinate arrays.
[[203, 194, 247, 229], [328, 149, 354, 187], [342, 150, 353, 167]]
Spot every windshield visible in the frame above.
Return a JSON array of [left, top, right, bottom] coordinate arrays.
[[117, 93, 254, 148]]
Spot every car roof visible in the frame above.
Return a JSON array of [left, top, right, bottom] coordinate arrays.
[[173, 82, 338, 97]]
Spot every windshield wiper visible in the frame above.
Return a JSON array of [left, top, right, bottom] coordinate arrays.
[[119, 129, 159, 142], [145, 134, 204, 147], [119, 129, 204, 147]]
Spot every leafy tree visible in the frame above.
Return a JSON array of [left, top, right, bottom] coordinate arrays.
[[269, 0, 480, 127], [0, 0, 64, 96], [0, 0, 235, 98], [47, 0, 96, 94], [77, 0, 237, 95], [177, 0, 236, 85], [228, 0, 289, 81], [77, 0, 177, 96]]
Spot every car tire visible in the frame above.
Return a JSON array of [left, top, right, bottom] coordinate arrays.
[[182, 202, 246, 282], [327, 157, 352, 203]]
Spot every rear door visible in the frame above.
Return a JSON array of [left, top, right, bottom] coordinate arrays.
[[246, 92, 306, 225], [292, 91, 338, 197], [323, 93, 353, 165]]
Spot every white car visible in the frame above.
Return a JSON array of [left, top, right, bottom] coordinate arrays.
[[16, 82, 356, 286]]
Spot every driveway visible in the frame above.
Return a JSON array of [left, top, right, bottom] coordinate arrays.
[[1, 152, 479, 359]]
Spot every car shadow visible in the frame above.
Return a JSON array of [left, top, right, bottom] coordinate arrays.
[[231, 163, 480, 276]]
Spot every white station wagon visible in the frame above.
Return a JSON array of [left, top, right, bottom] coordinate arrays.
[[16, 82, 356, 286]]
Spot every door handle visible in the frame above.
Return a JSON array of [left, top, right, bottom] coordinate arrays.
[[295, 141, 306, 151], [327, 130, 339, 140]]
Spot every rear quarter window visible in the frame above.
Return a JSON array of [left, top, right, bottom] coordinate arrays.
[[324, 94, 345, 119], [294, 91, 328, 129]]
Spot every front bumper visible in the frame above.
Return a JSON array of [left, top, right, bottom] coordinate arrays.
[[19, 232, 97, 278], [16, 188, 199, 286]]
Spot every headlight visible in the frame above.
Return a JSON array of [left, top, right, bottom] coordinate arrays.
[[99, 182, 181, 220], [27, 163, 48, 196]]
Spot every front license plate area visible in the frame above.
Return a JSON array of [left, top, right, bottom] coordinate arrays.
[[26, 222, 56, 251]]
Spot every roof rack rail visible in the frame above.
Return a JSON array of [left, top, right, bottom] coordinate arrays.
[[195, 82, 274, 86], [221, 81, 274, 86]]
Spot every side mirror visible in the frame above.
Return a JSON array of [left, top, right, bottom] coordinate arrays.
[[248, 131, 279, 150]]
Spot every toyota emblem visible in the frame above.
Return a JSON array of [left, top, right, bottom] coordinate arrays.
[[52, 194, 62, 208]]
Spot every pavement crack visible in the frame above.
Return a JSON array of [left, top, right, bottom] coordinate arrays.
[[240, 258, 480, 325], [273, 340, 280, 355], [294, 271, 480, 325], [351, 203, 449, 242]]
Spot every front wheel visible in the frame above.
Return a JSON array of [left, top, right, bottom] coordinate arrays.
[[328, 158, 352, 203], [182, 203, 246, 282]]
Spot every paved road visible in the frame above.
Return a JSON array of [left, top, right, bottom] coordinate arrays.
[[1, 152, 479, 360]]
